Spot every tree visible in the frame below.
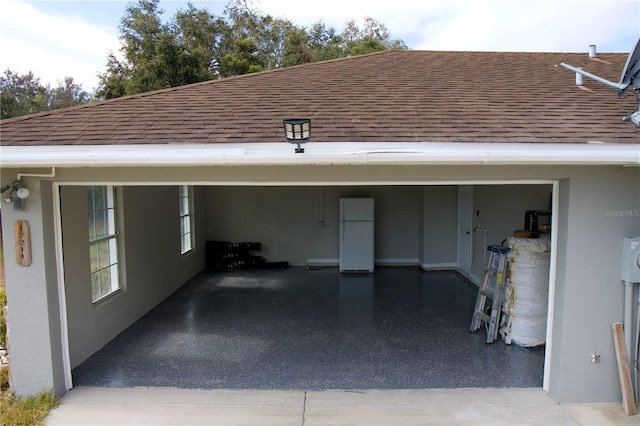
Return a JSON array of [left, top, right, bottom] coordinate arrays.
[[110, 0, 172, 94], [281, 26, 313, 67], [0, 69, 49, 119], [98, 0, 222, 98], [307, 22, 344, 61], [342, 17, 407, 56], [218, 37, 263, 76], [1, 70, 89, 119], [49, 77, 90, 110], [282, 17, 406, 66], [216, 0, 297, 76], [96, 0, 408, 98], [174, 4, 227, 76], [96, 53, 131, 99]]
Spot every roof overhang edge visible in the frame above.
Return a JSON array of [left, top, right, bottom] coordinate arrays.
[[1, 142, 638, 168]]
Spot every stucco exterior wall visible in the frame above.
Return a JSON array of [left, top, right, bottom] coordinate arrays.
[[1, 164, 638, 404], [547, 168, 640, 403], [0, 173, 65, 395]]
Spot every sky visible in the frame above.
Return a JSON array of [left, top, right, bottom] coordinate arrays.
[[1, 0, 639, 92]]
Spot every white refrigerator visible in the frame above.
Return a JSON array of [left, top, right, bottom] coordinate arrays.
[[339, 198, 374, 273]]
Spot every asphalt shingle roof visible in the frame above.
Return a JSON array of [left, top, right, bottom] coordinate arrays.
[[1, 50, 638, 146]]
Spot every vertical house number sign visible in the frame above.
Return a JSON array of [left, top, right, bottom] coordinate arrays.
[[14, 220, 32, 266]]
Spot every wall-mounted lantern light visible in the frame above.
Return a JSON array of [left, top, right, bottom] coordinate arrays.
[[1, 180, 30, 210], [283, 119, 311, 153]]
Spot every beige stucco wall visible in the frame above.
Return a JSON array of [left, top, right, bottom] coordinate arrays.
[[59, 186, 206, 368], [0, 175, 65, 395], [203, 184, 549, 270], [204, 185, 424, 266], [422, 186, 458, 268], [468, 184, 552, 281], [547, 168, 640, 402]]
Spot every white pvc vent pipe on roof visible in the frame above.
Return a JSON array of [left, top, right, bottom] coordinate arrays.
[[589, 44, 596, 58], [576, 67, 584, 86]]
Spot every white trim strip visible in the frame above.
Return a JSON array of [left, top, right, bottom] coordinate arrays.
[[1, 142, 638, 167], [35, 180, 559, 187], [52, 183, 73, 391], [306, 258, 339, 266], [422, 262, 457, 270], [306, 258, 424, 266], [543, 180, 561, 393], [375, 258, 420, 266]]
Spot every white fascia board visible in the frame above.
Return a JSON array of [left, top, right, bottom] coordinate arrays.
[[0, 142, 638, 167]]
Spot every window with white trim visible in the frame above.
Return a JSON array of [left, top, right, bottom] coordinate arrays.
[[88, 186, 120, 302], [179, 185, 194, 254]]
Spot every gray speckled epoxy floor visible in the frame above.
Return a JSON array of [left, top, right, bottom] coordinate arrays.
[[72, 268, 545, 390]]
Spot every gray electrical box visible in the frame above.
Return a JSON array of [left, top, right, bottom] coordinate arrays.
[[621, 236, 640, 282]]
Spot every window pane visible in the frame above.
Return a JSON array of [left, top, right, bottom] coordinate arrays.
[[106, 207, 116, 235], [180, 197, 189, 216], [88, 210, 96, 241], [89, 185, 120, 303], [90, 243, 99, 272], [93, 209, 107, 239], [184, 234, 192, 252], [109, 264, 120, 291], [88, 186, 95, 211], [97, 240, 109, 269], [94, 186, 106, 210], [106, 185, 115, 209], [179, 185, 193, 254], [91, 271, 101, 301], [99, 268, 111, 298], [108, 237, 118, 267]]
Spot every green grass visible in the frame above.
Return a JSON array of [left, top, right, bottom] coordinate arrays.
[[0, 389, 59, 426], [0, 367, 8, 391]]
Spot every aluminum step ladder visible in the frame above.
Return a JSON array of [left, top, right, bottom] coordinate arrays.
[[470, 244, 510, 344]]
